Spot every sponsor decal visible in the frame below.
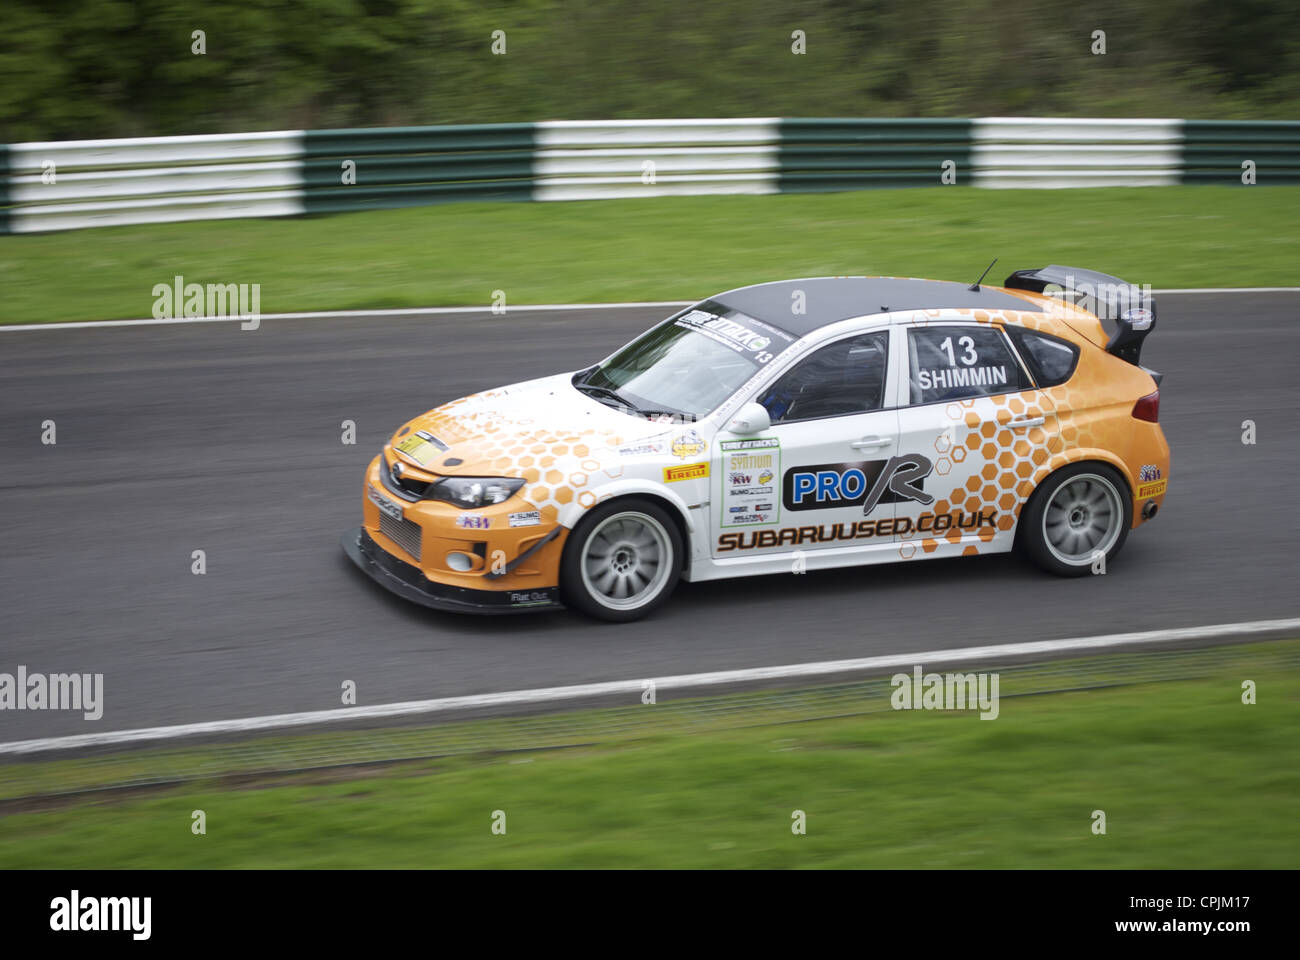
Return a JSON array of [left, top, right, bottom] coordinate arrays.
[[509, 589, 555, 607], [455, 514, 491, 530], [394, 430, 448, 465], [784, 454, 935, 514], [671, 429, 707, 459], [720, 437, 782, 528], [618, 438, 668, 456], [1138, 480, 1167, 498], [1138, 464, 1163, 482], [673, 308, 794, 363], [1121, 307, 1155, 330], [367, 484, 403, 521], [664, 462, 709, 483], [508, 510, 542, 527], [716, 509, 998, 551]]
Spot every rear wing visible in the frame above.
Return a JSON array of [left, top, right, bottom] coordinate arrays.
[[1004, 265, 1156, 369]]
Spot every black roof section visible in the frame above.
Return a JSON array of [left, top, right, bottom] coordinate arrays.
[[710, 277, 1043, 338]]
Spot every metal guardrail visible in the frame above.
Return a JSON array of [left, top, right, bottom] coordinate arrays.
[[1183, 119, 1300, 184], [1, 117, 1297, 233], [301, 124, 536, 213], [1, 640, 1294, 805], [778, 117, 972, 191]]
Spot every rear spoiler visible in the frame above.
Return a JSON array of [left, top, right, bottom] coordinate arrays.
[[1005, 265, 1157, 370]]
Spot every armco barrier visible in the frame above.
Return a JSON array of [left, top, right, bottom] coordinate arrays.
[[1182, 120, 1300, 185], [778, 118, 972, 191], [301, 124, 535, 213], [970, 117, 1182, 188], [2, 131, 303, 233], [1, 117, 1297, 233], [533, 118, 779, 201]]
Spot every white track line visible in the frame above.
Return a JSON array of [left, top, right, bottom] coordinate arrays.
[[1, 289, 1297, 332], [2, 617, 1295, 756], [0, 302, 695, 332]]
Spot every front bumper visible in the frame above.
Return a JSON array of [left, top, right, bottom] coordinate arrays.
[[342, 527, 564, 615]]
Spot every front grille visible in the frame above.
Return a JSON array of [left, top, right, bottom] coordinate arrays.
[[379, 511, 423, 561]]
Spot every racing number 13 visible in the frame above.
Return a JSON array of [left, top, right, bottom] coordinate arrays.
[[940, 336, 978, 366]]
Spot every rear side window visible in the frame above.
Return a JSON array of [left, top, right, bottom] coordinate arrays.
[[1007, 328, 1080, 387], [759, 331, 889, 423], [907, 326, 1030, 404]]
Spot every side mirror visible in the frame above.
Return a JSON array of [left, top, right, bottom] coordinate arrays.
[[727, 401, 771, 436]]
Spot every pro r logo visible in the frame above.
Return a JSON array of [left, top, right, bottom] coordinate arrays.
[[783, 455, 935, 513]]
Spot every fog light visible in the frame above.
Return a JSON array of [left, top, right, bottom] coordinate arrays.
[[445, 552, 474, 572]]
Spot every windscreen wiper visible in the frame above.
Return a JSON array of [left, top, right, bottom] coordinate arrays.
[[574, 381, 631, 406], [574, 382, 683, 420]]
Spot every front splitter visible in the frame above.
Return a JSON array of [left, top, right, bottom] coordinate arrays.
[[341, 527, 564, 615]]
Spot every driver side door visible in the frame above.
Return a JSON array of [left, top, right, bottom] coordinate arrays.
[[711, 328, 905, 559]]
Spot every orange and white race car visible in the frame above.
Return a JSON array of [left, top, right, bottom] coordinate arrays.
[[343, 266, 1169, 621]]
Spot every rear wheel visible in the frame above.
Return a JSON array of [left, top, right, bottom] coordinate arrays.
[[560, 498, 684, 621], [1019, 463, 1131, 577]]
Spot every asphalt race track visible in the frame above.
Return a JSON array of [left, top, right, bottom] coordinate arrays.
[[1, 292, 1296, 739]]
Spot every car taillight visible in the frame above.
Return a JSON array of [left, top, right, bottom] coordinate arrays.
[[1132, 390, 1160, 423]]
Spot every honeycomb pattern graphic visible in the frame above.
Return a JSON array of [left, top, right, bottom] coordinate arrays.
[[391, 386, 670, 525], [892, 293, 1159, 560]]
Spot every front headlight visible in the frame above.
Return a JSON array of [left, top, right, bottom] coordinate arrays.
[[428, 476, 525, 509]]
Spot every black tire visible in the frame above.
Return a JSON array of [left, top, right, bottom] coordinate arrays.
[[560, 497, 684, 622], [1018, 462, 1132, 577]]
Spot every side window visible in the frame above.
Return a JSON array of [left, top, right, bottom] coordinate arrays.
[[1007, 327, 1080, 387], [907, 326, 1030, 404], [758, 331, 889, 423]]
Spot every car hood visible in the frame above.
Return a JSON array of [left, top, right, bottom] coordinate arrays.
[[389, 373, 684, 477]]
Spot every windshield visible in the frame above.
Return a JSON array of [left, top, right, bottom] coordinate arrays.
[[577, 302, 797, 419]]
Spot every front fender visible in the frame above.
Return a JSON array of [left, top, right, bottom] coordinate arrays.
[[556, 477, 698, 533]]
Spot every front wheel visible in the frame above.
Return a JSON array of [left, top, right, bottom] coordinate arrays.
[[560, 498, 684, 622], [1018, 463, 1131, 577]]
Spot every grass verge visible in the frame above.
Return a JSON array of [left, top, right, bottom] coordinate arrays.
[[0, 641, 1296, 868], [1, 187, 1297, 325]]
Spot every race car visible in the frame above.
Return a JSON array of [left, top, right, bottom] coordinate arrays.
[[343, 266, 1169, 622]]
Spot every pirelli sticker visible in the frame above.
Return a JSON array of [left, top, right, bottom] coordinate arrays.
[[1138, 480, 1167, 498], [664, 462, 709, 483]]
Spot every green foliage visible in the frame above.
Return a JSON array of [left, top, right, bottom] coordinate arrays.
[[2, 0, 1298, 140]]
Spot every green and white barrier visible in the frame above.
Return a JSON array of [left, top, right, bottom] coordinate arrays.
[[1, 117, 1296, 233]]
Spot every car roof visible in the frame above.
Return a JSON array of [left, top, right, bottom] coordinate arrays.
[[710, 276, 1045, 338]]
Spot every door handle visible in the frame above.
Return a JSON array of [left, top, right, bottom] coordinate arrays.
[[850, 436, 891, 450], [1007, 417, 1045, 429]]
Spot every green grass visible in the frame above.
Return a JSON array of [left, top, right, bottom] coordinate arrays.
[[1, 187, 1297, 325], [2, 651, 1296, 868]]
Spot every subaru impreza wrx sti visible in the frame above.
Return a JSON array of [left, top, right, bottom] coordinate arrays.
[[343, 266, 1169, 621]]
